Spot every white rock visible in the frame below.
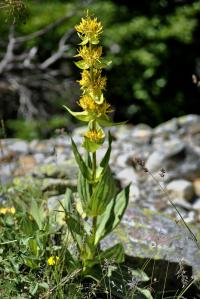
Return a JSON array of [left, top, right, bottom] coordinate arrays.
[[166, 179, 194, 201], [193, 198, 200, 210], [172, 198, 193, 210], [33, 153, 45, 163], [116, 167, 137, 185], [129, 184, 140, 201], [8, 140, 28, 154], [116, 154, 128, 168], [184, 211, 195, 223]]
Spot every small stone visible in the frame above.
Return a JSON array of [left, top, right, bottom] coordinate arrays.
[[172, 198, 193, 210], [166, 179, 194, 201], [131, 124, 152, 144], [48, 194, 65, 210], [193, 198, 200, 210], [116, 167, 137, 185], [8, 140, 29, 154], [14, 155, 36, 176], [116, 154, 128, 168], [111, 125, 133, 140], [154, 118, 178, 136], [193, 178, 200, 197], [33, 153, 45, 163], [30, 141, 54, 154], [0, 150, 15, 163], [129, 184, 140, 201], [178, 114, 200, 131], [184, 211, 195, 223], [146, 139, 185, 173]]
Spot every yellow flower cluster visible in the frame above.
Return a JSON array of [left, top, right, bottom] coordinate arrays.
[[47, 256, 59, 266], [74, 13, 112, 123], [77, 46, 102, 67], [84, 129, 104, 143], [0, 207, 15, 215], [78, 69, 107, 95], [75, 13, 103, 44], [79, 95, 111, 117], [63, 12, 114, 151]]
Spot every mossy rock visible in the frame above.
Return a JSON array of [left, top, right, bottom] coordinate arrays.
[[103, 203, 200, 278], [34, 160, 77, 179]]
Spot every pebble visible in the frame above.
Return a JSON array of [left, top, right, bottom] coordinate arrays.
[[166, 179, 194, 201], [116, 167, 137, 185], [193, 178, 200, 197], [192, 198, 200, 210], [8, 140, 29, 154]]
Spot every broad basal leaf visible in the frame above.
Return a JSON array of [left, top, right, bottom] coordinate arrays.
[[71, 138, 92, 181], [95, 185, 130, 245]]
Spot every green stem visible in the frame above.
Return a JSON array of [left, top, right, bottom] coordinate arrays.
[[89, 41, 98, 250], [92, 151, 96, 181]]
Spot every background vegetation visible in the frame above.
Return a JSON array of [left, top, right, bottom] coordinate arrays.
[[0, 0, 200, 139]]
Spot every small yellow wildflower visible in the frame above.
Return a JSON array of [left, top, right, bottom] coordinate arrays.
[[78, 69, 107, 93], [0, 207, 16, 215], [75, 13, 103, 43], [77, 46, 102, 66], [47, 256, 60, 266], [84, 129, 104, 143], [79, 95, 112, 117], [79, 95, 96, 111]]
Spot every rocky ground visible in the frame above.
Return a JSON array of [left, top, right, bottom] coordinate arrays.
[[1, 114, 200, 279]]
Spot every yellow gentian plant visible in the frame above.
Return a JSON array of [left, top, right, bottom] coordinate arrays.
[[64, 12, 130, 277]]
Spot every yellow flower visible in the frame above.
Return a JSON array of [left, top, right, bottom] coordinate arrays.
[[0, 207, 16, 215], [47, 256, 60, 266], [75, 14, 103, 43], [84, 129, 104, 143], [79, 95, 96, 112], [76, 46, 102, 67], [78, 69, 107, 93], [79, 95, 112, 117]]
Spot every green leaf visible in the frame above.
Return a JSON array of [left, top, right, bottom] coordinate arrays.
[[28, 239, 39, 257], [23, 256, 39, 269], [79, 37, 89, 45], [96, 132, 112, 179], [131, 269, 150, 282], [135, 287, 153, 299], [94, 59, 112, 69], [82, 136, 103, 152], [94, 93, 104, 104], [30, 283, 39, 296], [30, 201, 44, 230], [98, 243, 124, 264], [98, 115, 127, 127], [66, 213, 84, 251], [38, 282, 49, 289], [63, 105, 91, 122], [62, 188, 73, 213], [77, 169, 92, 212], [95, 185, 130, 245], [71, 138, 92, 181], [88, 167, 116, 216], [74, 60, 90, 69]]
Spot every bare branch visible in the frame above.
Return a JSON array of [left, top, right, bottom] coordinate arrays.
[[8, 77, 38, 118], [40, 29, 74, 69], [15, 12, 75, 43], [0, 26, 15, 74]]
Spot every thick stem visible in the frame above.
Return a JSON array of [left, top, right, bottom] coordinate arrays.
[[89, 41, 98, 251]]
